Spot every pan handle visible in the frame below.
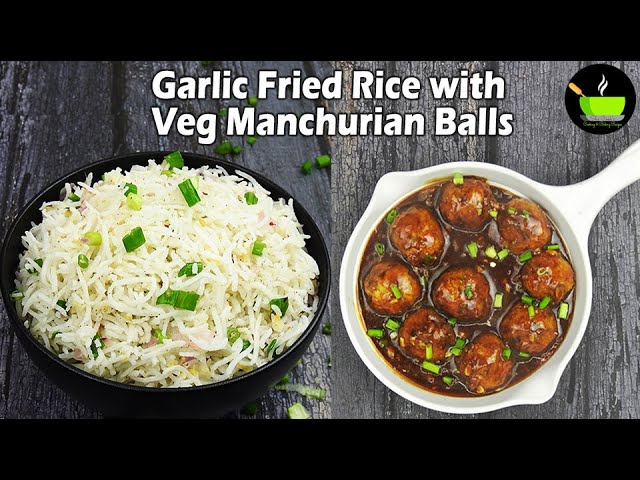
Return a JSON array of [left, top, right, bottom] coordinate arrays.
[[540, 138, 640, 240]]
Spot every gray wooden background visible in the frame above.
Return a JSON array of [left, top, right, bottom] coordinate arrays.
[[0, 61, 332, 419], [332, 61, 640, 418], [2, 61, 639, 419]]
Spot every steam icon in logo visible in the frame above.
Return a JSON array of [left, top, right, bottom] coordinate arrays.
[[565, 64, 635, 134]]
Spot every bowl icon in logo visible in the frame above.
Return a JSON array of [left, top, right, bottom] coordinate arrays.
[[569, 76, 626, 121]]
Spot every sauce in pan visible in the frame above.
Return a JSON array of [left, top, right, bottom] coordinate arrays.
[[357, 175, 576, 396]]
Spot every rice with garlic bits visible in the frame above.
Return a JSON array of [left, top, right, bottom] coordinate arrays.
[[13, 158, 319, 387]]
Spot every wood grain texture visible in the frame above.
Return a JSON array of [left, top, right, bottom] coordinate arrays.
[[331, 60, 640, 418], [0, 61, 332, 419]]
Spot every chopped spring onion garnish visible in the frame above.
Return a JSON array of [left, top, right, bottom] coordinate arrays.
[[422, 361, 441, 374], [215, 141, 238, 155], [248, 96, 258, 107], [247, 136, 257, 146], [77, 254, 89, 269], [278, 373, 290, 385], [90, 333, 105, 358], [385, 209, 398, 224], [232, 145, 242, 155], [518, 351, 531, 358], [464, 284, 473, 299], [367, 328, 384, 338], [51, 331, 61, 339], [252, 241, 266, 256], [424, 253, 435, 264], [390, 283, 402, 299], [485, 245, 497, 258], [242, 340, 251, 351], [178, 262, 204, 277], [243, 402, 258, 416], [123, 183, 138, 197], [218, 108, 228, 117], [419, 275, 426, 286], [521, 294, 534, 305], [122, 227, 146, 252], [161, 169, 174, 177], [493, 293, 504, 309], [521, 210, 530, 218], [385, 318, 400, 330], [269, 297, 289, 316], [537, 267, 550, 276], [227, 326, 241, 344], [275, 383, 327, 401], [467, 242, 478, 258], [301, 160, 313, 175], [501, 347, 512, 360], [126, 193, 142, 211], [538, 296, 551, 309], [528, 305, 536, 318], [375, 242, 385, 255], [288, 402, 311, 419], [448, 317, 457, 326], [156, 289, 200, 311], [244, 192, 258, 205], [443, 376, 454, 386], [497, 248, 509, 260], [519, 251, 533, 262], [558, 302, 569, 319], [178, 179, 201, 207], [152, 328, 169, 344], [315, 155, 332, 169], [449, 347, 462, 356], [68, 193, 81, 202], [9, 290, 23, 302], [27, 258, 43, 274], [164, 151, 185, 169], [174, 291, 200, 311], [266, 339, 278, 355], [489, 208, 498, 218], [83, 232, 102, 246], [426, 343, 433, 360], [56, 300, 67, 310], [453, 173, 464, 185], [322, 322, 332, 335], [546, 244, 560, 251], [454, 337, 466, 349], [507, 207, 517, 215]]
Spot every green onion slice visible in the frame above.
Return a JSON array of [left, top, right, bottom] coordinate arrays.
[[449, 347, 462, 356], [518, 251, 533, 262], [164, 151, 184, 169], [178, 262, 204, 277], [375, 242, 385, 255], [83, 232, 102, 247], [247, 136, 257, 146], [493, 292, 504, 309], [385, 209, 398, 224], [538, 296, 551, 309], [242, 340, 251, 351], [265, 339, 278, 355], [174, 291, 200, 311], [227, 326, 241, 344], [126, 193, 142, 211], [275, 383, 326, 401], [269, 297, 289, 316], [521, 294, 534, 305], [178, 179, 201, 207], [385, 318, 400, 330], [161, 169, 174, 177], [546, 244, 560, 251], [489, 209, 498, 219], [502, 347, 512, 360], [252, 241, 266, 256], [485, 245, 497, 258], [322, 322, 332, 335], [448, 317, 457, 326], [390, 284, 402, 299], [122, 227, 146, 252], [287, 402, 311, 419], [497, 248, 509, 260], [425, 343, 433, 360], [123, 183, 138, 197], [301, 160, 313, 175], [152, 328, 169, 344], [453, 173, 464, 185], [9, 290, 24, 302], [367, 328, 384, 338], [422, 361, 441, 374], [443, 376, 454, 386], [558, 302, 569, 319], [464, 284, 473, 299], [467, 242, 478, 258], [90, 333, 105, 358], [244, 192, 258, 205], [507, 207, 517, 215], [454, 337, 466, 349], [518, 351, 531, 358], [315, 155, 332, 169], [528, 305, 536, 318], [247, 96, 258, 107], [419, 275, 426, 287], [68, 193, 81, 202]]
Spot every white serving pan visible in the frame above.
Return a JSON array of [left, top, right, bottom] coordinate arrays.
[[340, 140, 640, 414]]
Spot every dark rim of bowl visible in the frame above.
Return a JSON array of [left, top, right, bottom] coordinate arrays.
[[0, 151, 330, 393]]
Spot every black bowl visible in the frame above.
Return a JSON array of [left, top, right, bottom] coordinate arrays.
[[0, 152, 330, 418]]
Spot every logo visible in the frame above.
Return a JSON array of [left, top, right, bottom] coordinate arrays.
[[565, 64, 635, 134]]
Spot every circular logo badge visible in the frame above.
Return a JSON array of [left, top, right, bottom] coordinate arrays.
[[565, 64, 635, 134]]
